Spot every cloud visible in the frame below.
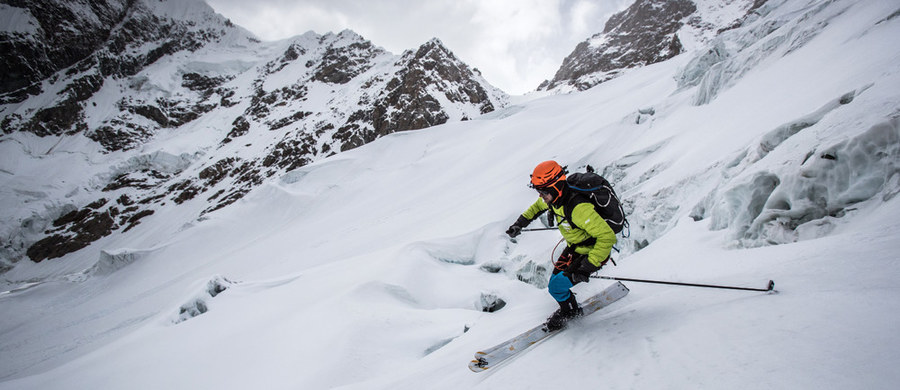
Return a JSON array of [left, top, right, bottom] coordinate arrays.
[[569, 0, 601, 38], [206, 0, 630, 94], [209, 1, 352, 40]]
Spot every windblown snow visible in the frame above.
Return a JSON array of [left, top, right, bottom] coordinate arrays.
[[1, 0, 899, 389]]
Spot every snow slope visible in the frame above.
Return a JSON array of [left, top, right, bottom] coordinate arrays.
[[1, 0, 899, 388]]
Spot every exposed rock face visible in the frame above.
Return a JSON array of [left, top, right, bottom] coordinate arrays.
[[0, 0, 507, 265], [539, 0, 696, 92], [538, 0, 764, 92], [0, 0, 129, 97], [336, 39, 500, 151]]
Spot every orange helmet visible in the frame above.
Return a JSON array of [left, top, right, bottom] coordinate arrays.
[[530, 161, 567, 203], [530, 160, 566, 188]]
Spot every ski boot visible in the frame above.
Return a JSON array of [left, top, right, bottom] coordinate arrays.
[[544, 293, 583, 332]]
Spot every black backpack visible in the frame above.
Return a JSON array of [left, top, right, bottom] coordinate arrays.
[[564, 167, 628, 235]]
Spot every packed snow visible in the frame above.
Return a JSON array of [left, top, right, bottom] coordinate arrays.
[[1, 0, 899, 389]]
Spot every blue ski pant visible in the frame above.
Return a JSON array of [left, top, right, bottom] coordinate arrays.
[[548, 272, 576, 302]]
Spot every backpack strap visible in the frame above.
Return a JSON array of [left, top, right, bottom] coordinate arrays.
[[562, 193, 591, 231], [565, 191, 629, 236]]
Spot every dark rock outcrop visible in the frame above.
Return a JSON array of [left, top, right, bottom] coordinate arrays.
[[335, 39, 499, 151], [539, 0, 697, 92], [0, 0, 130, 97]]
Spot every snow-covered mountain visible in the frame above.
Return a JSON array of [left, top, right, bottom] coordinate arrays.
[[0, 0, 506, 268], [1, 0, 899, 389], [539, 0, 765, 92]]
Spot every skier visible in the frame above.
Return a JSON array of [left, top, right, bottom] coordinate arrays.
[[506, 160, 617, 331]]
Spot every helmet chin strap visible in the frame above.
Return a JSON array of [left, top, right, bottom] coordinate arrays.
[[544, 183, 566, 205]]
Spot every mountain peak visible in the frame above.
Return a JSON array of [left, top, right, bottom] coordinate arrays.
[[140, 0, 220, 22], [408, 37, 455, 61], [422, 37, 448, 48], [538, 0, 757, 93], [322, 29, 367, 45], [0, 0, 251, 101]]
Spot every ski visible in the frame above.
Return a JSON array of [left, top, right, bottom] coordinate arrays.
[[468, 281, 629, 372]]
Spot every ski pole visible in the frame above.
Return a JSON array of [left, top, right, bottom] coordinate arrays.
[[591, 275, 776, 292], [521, 227, 557, 232]]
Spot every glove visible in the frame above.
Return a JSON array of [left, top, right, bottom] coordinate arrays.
[[562, 253, 586, 283], [505, 215, 530, 238], [564, 253, 603, 284], [505, 225, 522, 238]]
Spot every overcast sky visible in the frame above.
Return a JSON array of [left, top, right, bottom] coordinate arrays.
[[205, 0, 632, 95]]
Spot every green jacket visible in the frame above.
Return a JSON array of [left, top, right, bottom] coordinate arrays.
[[522, 196, 617, 267]]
